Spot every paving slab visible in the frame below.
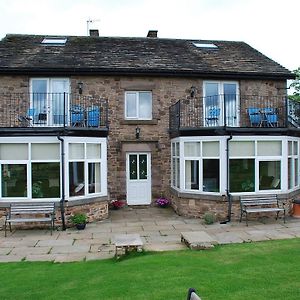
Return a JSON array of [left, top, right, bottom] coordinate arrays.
[[211, 232, 245, 244], [25, 254, 56, 262], [54, 254, 86, 263], [181, 231, 217, 249], [144, 242, 187, 252], [36, 239, 74, 247], [0, 255, 25, 262], [85, 252, 115, 261], [11, 246, 51, 255], [0, 247, 12, 255], [50, 245, 90, 254]]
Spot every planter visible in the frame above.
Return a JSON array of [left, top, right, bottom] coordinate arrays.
[[293, 199, 300, 218], [75, 223, 86, 230]]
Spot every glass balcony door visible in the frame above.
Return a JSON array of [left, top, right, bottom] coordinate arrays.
[[203, 81, 239, 127], [31, 78, 69, 126]]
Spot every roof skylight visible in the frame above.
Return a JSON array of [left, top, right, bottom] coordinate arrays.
[[193, 42, 218, 49], [41, 37, 67, 45]]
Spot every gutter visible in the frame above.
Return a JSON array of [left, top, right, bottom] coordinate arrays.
[[57, 133, 66, 230], [220, 134, 233, 224]]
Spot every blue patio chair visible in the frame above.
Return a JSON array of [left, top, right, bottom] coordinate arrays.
[[205, 107, 220, 126], [247, 107, 261, 127], [87, 106, 100, 127], [71, 105, 85, 127], [264, 107, 279, 127]]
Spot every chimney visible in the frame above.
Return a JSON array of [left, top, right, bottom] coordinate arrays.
[[147, 30, 158, 38], [89, 29, 99, 37]]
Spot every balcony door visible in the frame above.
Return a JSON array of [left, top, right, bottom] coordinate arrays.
[[31, 78, 70, 126], [203, 81, 239, 127]]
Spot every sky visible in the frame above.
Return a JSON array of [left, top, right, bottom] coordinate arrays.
[[0, 0, 299, 72]]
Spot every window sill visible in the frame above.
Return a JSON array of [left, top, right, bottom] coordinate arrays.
[[120, 119, 158, 125]]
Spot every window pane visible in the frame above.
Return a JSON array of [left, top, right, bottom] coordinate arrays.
[[203, 159, 219, 192], [0, 144, 28, 160], [230, 159, 255, 192], [176, 158, 180, 188], [288, 141, 293, 155], [32, 79, 47, 94], [139, 92, 152, 119], [69, 143, 84, 159], [294, 141, 298, 155], [257, 141, 281, 156], [88, 162, 101, 194], [203, 142, 219, 157], [139, 154, 147, 180], [229, 141, 255, 156], [32, 163, 60, 198], [126, 93, 137, 118], [295, 159, 299, 186], [184, 142, 200, 157], [185, 160, 199, 190], [129, 155, 137, 180], [2, 164, 27, 197], [87, 144, 101, 159], [69, 162, 85, 196], [288, 158, 293, 189], [32, 143, 60, 160], [175, 142, 179, 156], [259, 161, 281, 190]]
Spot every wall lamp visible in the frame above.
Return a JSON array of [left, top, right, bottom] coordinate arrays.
[[77, 82, 83, 95], [135, 127, 141, 139], [190, 86, 197, 98]]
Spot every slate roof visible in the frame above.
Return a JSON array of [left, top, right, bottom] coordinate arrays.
[[0, 34, 294, 79]]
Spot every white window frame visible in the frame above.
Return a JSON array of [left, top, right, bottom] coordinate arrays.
[[203, 81, 240, 127], [65, 137, 107, 200], [30, 78, 70, 127], [124, 91, 152, 120]]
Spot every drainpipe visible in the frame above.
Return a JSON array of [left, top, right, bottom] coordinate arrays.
[[57, 133, 66, 230], [220, 134, 233, 224]]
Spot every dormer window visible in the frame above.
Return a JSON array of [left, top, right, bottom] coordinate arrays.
[[41, 37, 67, 46]]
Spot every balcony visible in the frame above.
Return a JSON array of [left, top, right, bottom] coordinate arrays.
[[0, 93, 108, 130], [169, 94, 299, 136]]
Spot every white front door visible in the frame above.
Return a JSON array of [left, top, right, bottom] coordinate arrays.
[[126, 153, 151, 205]]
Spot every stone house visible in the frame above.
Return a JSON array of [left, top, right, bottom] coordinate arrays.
[[0, 30, 297, 226]]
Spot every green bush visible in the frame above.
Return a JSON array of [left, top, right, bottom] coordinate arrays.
[[203, 212, 215, 225], [70, 213, 87, 225]]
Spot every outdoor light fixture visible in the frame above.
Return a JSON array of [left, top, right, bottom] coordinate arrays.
[[77, 82, 83, 95], [190, 86, 197, 98], [135, 127, 141, 139]]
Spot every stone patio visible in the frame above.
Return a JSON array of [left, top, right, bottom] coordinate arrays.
[[0, 206, 299, 263]]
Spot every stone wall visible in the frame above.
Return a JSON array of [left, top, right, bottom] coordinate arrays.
[[169, 189, 296, 222], [0, 74, 288, 212]]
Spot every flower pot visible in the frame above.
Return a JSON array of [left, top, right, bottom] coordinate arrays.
[[293, 201, 300, 218], [75, 223, 86, 230]]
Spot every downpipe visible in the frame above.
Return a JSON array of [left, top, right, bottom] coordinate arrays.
[[57, 133, 66, 231], [220, 134, 233, 224]]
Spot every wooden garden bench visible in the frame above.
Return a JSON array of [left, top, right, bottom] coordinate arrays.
[[5, 202, 55, 237], [240, 194, 285, 226]]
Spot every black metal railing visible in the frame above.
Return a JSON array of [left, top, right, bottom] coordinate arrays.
[[169, 94, 293, 133], [0, 93, 108, 129]]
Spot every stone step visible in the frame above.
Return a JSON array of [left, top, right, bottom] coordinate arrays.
[[181, 231, 218, 250]]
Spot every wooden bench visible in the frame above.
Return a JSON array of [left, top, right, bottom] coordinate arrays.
[[240, 195, 285, 226], [5, 202, 55, 237]]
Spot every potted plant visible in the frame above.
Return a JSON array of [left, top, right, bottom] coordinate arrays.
[[156, 197, 170, 208], [70, 213, 88, 230], [110, 200, 125, 210]]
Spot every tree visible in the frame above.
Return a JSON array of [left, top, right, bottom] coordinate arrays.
[[289, 67, 300, 101]]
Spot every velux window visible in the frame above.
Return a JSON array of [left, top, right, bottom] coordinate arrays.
[[125, 91, 152, 120]]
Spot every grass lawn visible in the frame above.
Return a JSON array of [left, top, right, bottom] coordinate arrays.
[[0, 238, 299, 300]]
